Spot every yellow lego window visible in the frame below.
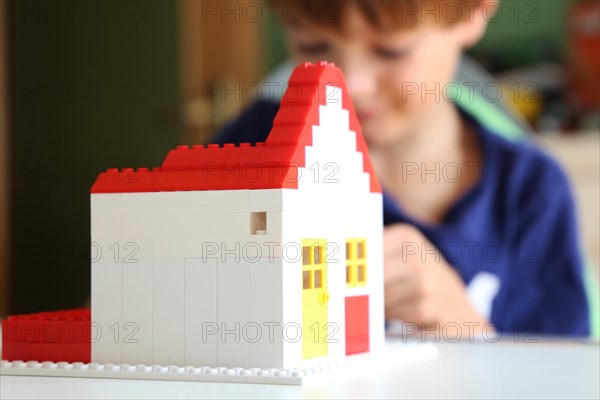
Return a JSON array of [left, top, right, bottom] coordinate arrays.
[[346, 239, 367, 288], [301, 240, 327, 290]]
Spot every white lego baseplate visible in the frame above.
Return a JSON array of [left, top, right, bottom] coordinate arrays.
[[0, 341, 437, 385]]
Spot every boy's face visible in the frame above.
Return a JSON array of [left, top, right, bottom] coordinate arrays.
[[285, 5, 479, 148]]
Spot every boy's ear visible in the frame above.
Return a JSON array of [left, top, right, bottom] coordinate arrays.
[[459, 0, 499, 48]]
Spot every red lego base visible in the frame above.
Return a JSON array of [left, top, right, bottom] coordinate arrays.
[[2, 309, 91, 363]]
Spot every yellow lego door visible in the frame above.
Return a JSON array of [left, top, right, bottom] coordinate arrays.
[[302, 239, 329, 360]]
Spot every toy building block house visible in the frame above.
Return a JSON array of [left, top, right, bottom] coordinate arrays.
[[2, 62, 384, 372]]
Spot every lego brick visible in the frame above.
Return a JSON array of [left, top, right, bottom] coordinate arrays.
[[152, 258, 185, 366], [317, 105, 349, 131], [184, 257, 218, 366], [222, 144, 301, 170], [123, 190, 249, 208], [151, 170, 205, 191], [281, 189, 300, 211], [91, 194, 123, 254], [121, 258, 153, 365], [279, 84, 319, 106], [310, 128, 360, 166], [91, 168, 159, 193], [250, 261, 284, 368], [248, 190, 299, 213], [292, 192, 380, 228], [161, 145, 205, 171], [29, 342, 91, 364], [351, 113, 381, 193], [298, 161, 369, 196], [264, 126, 313, 153], [249, 189, 283, 212], [324, 84, 343, 108], [188, 144, 235, 169], [122, 209, 251, 238], [266, 211, 284, 235], [118, 234, 155, 260], [290, 61, 339, 85], [90, 193, 123, 207], [2, 318, 40, 343], [271, 104, 320, 130], [1, 319, 20, 343], [310, 125, 356, 154], [300, 124, 369, 191], [345, 296, 370, 356], [218, 259, 251, 368], [1, 309, 91, 347], [91, 238, 130, 264], [2, 319, 90, 345], [0, 342, 438, 385], [1, 341, 30, 361], [152, 166, 298, 191], [281, 257, 303, 369], [130, 236, 239, 259], [91, 258, 122, 364], [177, 211, 250, 236], [323, 243, 347, 361], [148, 235, 284, 260], [121, 208, 157, 238]]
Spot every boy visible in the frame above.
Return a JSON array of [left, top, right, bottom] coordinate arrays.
[[214, 0, 589, 337]]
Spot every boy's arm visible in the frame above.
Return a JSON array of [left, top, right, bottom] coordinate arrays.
[[494, 155, 590, 336]]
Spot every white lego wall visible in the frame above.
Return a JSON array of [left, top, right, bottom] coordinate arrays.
[[279, 195, 384, 369], [90, 85, 383, 370], [184, 257, 218, 366], [279, 85, 385, 368], [91, 190, 286, 368]]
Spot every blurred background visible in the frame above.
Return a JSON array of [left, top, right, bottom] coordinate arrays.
[[0, 0, 598, 315]]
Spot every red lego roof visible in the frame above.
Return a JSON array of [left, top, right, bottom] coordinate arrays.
[[91, 61, 381, 193]]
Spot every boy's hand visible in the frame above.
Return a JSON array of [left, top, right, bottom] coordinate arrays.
[[383, 224, 491, 333]]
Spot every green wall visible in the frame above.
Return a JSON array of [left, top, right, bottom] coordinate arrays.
[[472, 0, 571, 68], [7, 0, 182, 313]]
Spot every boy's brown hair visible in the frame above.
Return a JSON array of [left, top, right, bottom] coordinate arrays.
[[269, 0, 487, 31]]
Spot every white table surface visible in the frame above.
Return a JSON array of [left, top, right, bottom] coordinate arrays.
[[1, 338, 599, 399]]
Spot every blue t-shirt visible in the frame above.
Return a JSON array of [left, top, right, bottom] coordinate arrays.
[[214, 100, 590, 337]]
